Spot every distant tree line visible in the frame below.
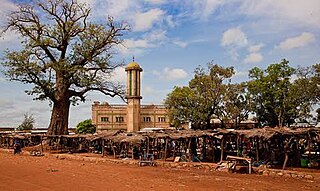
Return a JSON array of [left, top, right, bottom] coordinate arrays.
[[165, 59, 320, 129]]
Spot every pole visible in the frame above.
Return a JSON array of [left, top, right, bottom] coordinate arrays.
[[220, 137, 224, 162], [164, 138, 168, 161]]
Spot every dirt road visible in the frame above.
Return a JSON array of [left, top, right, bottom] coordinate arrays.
[[0, 151, 319, 191]]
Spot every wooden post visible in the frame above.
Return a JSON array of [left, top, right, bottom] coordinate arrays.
[[212, 138, 215, 163], [236, 135, 239, 157], [282, 137, 292, 170], [172, 139, 176, 159], [146, 137, 150, 156], [256, 138, 259, 162], [282, 152, 288, 170], [164, 138, 168, 161], [40, 135, 44, 153], [308, 133, 311, 161], [112, 144, 116, 159], [101, 139, 105, 157], [132, 144, 134, 160], [188, 137, 192, 162], [202, 137, 206, 161], [220, 137, 224, 162]]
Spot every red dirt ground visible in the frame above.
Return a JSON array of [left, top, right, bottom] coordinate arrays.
[[0, 150, 319, 191]]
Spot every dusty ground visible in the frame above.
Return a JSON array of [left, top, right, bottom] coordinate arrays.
[[0, 150, 319, 191]]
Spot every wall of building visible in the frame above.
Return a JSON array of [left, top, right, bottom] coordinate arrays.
[[92, 102, 128, 132], [92, 102, 170, 132], [140, 105, 169, 129]]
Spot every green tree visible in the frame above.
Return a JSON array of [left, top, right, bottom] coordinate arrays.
[[165, 86, 196, 128], [76, 119, 96, 134], [165, 63, 235, 129], [1, 0, 128, 135], [17, 113, 35, 131], [247, 59, 297, 127], [294, 64, 320, 123], [189, 64, 234, 129], [222, 83, 251, 128]]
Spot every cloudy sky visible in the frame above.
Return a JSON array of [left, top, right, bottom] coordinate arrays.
[[0, 0, 319, 128]]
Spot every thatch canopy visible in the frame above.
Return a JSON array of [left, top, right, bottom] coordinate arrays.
[[234, 127, 320, 140], [110, 133, 145, 144]]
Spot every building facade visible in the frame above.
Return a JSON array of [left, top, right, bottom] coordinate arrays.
[[92, 61, 170, 132]]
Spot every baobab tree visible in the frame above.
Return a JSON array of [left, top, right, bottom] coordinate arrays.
[[1, 0, 128, 135]]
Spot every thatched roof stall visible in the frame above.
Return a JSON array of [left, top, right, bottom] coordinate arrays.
[[234, 128, 277, 140], [1, 127, 319, 168], [110, 133, 145, 144], [233, 127, 320, 140], [92, 130, 123, 141]]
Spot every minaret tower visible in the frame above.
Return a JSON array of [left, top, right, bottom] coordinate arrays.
[[125, 58, 143, 132]]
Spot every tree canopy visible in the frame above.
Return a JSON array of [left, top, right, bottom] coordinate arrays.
[[1, 0, 128, 135], [165, 63, 241, 129], [165, 59, 319, 129], [76, 119, 96, 134], [247, 59, 296, 127]]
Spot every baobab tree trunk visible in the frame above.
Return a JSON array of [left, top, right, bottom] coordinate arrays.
[[47, 98, 70, 135]]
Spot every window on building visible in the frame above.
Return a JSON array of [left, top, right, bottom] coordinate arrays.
[[158, 117, 166, 122], [101, 117, 109, 122], [143, 117, 151, 122], [116, 116, 124, 123]]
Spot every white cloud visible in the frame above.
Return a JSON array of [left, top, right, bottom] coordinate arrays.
[[277, 32, 315, 50], [234, 71, 248, 78], [110, 66, 126, 83], [0, 30, 22, 51], [173, 40, 188, 48], [190, 0, 226, 20], [221, 27, 248, 60], [0, 0, 20, 50], [248, 43, 264, 53], [0, 0, 16, 23], [240, 0, 320, 28], [124, 39, 152, 49], [0, 93, 52, 127], [98, 0, 134, 19], [153, 67, 188, 81], [243, 53, 263, 64], [142, 85, 154, 96], [118, 29, 168, 55], [165, 15, 175, 28], [133, 9, 165, 32], [145, 0, 167, 5], [145, 29, 167, 42], [221, 27, 248, 47], [78, 0, 95, 7]]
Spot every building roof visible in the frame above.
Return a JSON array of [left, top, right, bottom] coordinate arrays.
[[125, 61, 143, 71], [127, 61, 140, 68]]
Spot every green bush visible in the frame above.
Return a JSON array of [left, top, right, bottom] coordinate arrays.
[[76, 119, 96, 134]]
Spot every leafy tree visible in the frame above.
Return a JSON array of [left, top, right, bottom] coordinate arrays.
[[165, 63, 235, 129], [296, 64, 320, 103], [165, 86, 197, 128], [17, 113, 35, 131], [294, 64, 320, 123], [310, 64, 320, 102], [222, 83, 251, 128], [1, 0, 128, 135], [76, 119, 96, 134], [247, 59, 297, 127], [189, 64, 234, 129]]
